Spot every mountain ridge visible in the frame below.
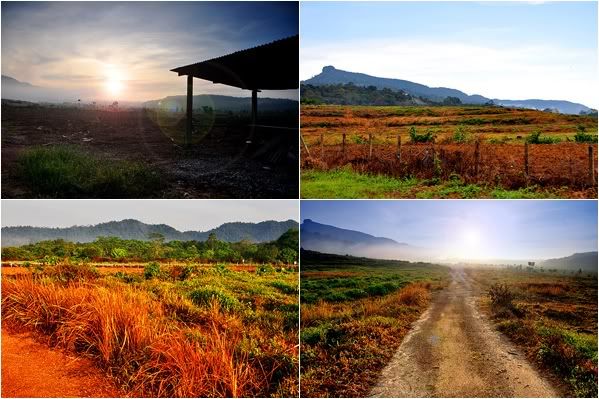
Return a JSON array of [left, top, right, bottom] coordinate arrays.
[[1, 218, 298, 247], [302, 66, 591, 114]]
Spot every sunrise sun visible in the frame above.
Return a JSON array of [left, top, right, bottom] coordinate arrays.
[[104, 66, 124, 97]]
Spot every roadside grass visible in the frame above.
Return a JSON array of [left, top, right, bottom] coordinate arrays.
[[1, 262, 299, 397], [300, 250, 449, 397], [467, 269, 597, 397], [301, 169, 567, 199], [16, 145, 163, 198]]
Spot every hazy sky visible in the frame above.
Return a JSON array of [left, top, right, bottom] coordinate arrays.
[[301, 200, 598, 261], [2, 200, 298, 232], [301, 1, 598, 108], [1, 1, 298, 102]]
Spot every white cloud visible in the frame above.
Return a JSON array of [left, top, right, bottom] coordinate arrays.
[[301, 38, 598, 108]]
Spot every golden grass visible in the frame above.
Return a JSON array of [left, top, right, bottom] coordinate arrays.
[[1, 276, 268, 397]]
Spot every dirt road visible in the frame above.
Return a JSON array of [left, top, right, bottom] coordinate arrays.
[[370, 269, 561, 398], [1, 329, 122, 398]]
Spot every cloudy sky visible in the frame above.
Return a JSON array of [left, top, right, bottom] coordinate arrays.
[[301, 1, 598, 108], [1, 200, 298, 232], [301, 200, 598, 261], [1, 1, 298, 102]]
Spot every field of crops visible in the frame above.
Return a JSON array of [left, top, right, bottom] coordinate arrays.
[[1, 261, 299, 397], [466, 268, 597, 397], [300, 105, 598, 198], [300, 250, 449, 397]]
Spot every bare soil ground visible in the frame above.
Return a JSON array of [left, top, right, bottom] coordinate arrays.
[[370, 269, 562, 398], [1, 104, 298, 198], [1, 328, 123, 398]]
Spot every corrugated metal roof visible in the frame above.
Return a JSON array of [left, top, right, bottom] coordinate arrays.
[[171, 35, 298, 90]]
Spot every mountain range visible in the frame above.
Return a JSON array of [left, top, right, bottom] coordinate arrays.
[[540, 252, 598, 273], [300, 218, 426, 260], [300, 219, 597, 270], [302, 66, 592, 115], [1, 219, 298, 247], [1, 75, 298, 111], [142, 95, 297, 113]]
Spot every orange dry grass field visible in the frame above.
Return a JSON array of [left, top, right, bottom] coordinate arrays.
[[301, 105, 597, 140], [301, 105, 598, 194], [1, 263, 299, 398], [465, 268, 597, 397]]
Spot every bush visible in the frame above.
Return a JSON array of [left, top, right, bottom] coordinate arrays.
[[573, 129, 597, 143], [409, 126, 436, 143], [16, 145, 163, 198], [488, 283, 514, 309], [452, 125, 470, 143], [526, 131, 561, 144], [144, 262, 161, 279], [188, 286, 240, 311]]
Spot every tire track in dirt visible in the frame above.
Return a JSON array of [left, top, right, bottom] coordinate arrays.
[[1, 329, 123, 398], [370, 268, 560, 398]]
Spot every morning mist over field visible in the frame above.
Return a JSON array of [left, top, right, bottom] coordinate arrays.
[[300, 200, 598, 263], [1, 1, 298, 103]]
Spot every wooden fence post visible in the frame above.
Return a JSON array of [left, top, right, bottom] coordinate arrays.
[[300, 134, 311, 158], [397, 135, 402, 162], [369, 133, 373, 160], [589, 145, 595, 186], [524, 142, 529, 177], [474, 140, 480, 177], [320, 133, 324, 160], [342, 133, 346, 158]]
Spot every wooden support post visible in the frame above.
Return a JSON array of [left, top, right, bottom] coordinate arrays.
[[524, 142, 529, 177], [320, 133, 324, 160], [474, 140, 480, 177], [251, 89, 258, 126], [369, 133, 373, 160], [186, 75, 193, 147], [589, 145, 595, 186], [342, 133, 346, 158], [397, 135, 402, 162]]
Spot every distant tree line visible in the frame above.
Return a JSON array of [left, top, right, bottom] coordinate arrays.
[[1, 229, 299, 265], [300, 83, 462, 107]]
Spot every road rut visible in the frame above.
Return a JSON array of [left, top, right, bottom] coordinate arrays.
[[370, 269, 560, 398]]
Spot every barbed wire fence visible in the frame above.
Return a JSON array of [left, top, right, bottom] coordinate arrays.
[[300, 132, 597, 189]]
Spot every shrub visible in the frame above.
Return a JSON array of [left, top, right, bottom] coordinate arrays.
[[144, 262, 161, 280], [526, 130, 561, 144], [452, 125, 470, 143], [573, 128, 597, 143], [44, 263, 99, 282], [408, 126, 436, 143], [188, 286, 240, 312], [488, 283, 515, 309]]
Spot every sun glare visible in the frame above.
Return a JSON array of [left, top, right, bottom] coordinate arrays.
[[104, 66, 125, 97]]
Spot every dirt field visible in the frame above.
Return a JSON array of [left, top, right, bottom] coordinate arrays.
[[2, 328, 122, 398], [371, 269, 561, 397], [2, 104, 298, 198]]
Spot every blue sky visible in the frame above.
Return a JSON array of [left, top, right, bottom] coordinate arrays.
[[301, 1, 598, 108], [301, 200, 598, 261], [1, 2, 298, 101]]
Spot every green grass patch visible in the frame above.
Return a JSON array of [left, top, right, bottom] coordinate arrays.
[[302, 169, 572, 199], [301, 168, 418, 198], [16, 145, 163, 198]]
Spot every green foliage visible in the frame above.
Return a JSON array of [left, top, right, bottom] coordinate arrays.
[[3, 228, 299, 265], [301, 83, 421, 106], [144, 261, 161, 279], [526, 130, 561, 144], [188, 286, 240, 311], [16, 145, 163, 198], [573, 126, 597, 143], [452, 125, 470, 143], [408, 126, 436, 143]]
